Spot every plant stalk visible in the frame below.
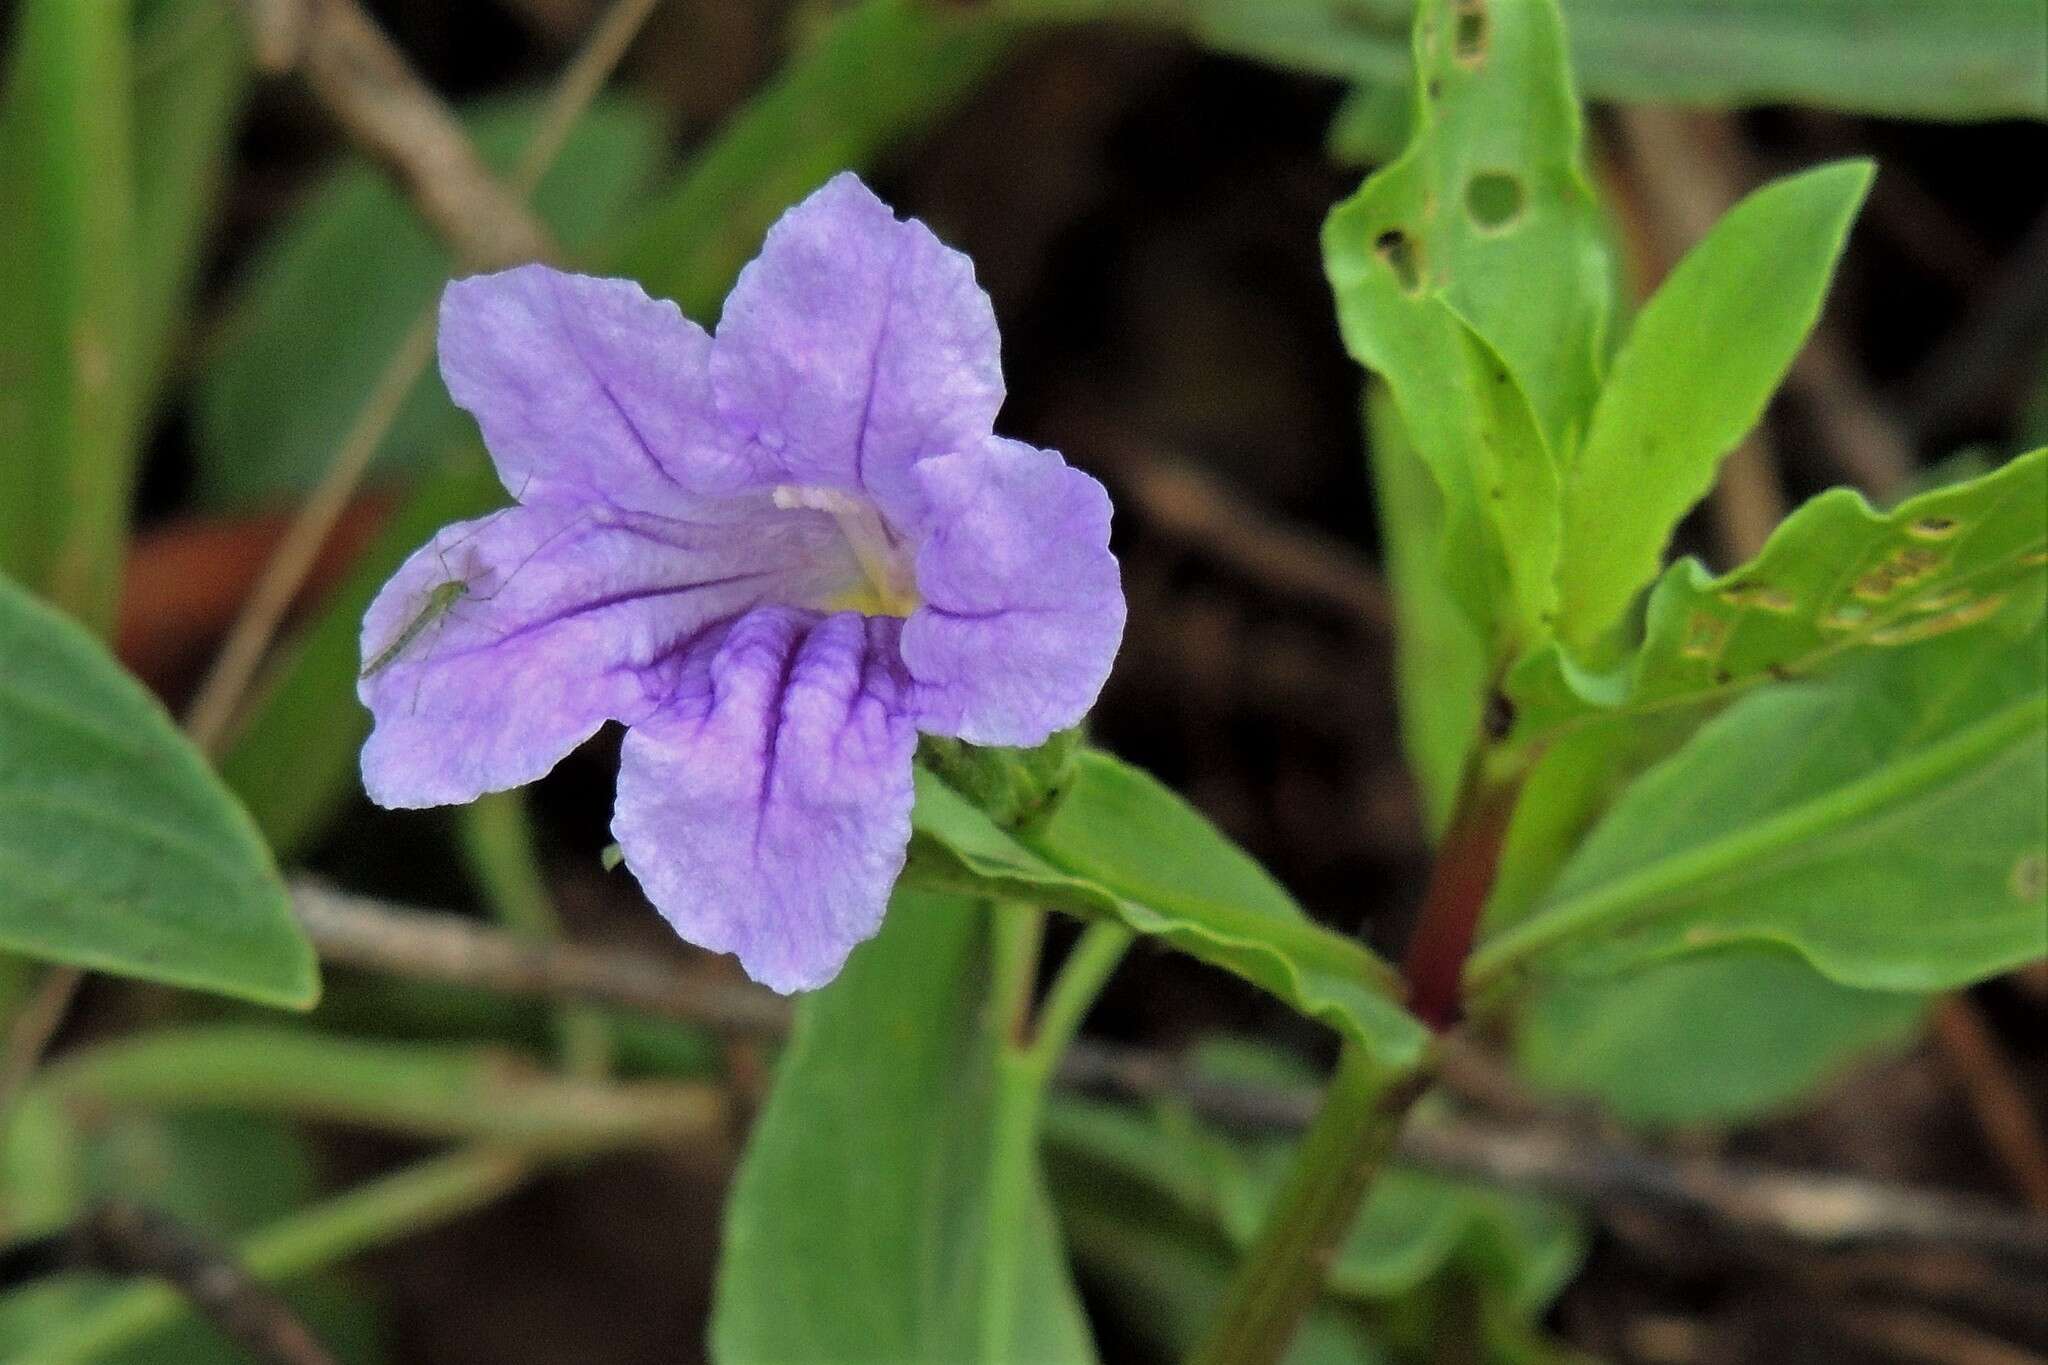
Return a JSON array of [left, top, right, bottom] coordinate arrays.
[[1187, 1042, 1430, 1365], [1399, 758, 1525, 1030]]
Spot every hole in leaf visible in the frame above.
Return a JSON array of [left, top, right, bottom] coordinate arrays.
[[1907, 515, 1961, 540], [1453, 0, 1489, 65], [1465, 172, 1524, 229], [1375, 228, 1424, 293]]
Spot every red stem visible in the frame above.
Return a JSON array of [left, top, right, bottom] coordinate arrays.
[[1400, 771, 1522, 1030]]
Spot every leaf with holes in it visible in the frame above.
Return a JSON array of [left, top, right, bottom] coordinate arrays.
[[907, 752, 1430, 1071], [1510, 446, 2048, 740], [0, 572, 317, 1008], [1553, 159, 1873, 651], [1325, 0, 1611, 649], [1473, 612, 2048, 997]]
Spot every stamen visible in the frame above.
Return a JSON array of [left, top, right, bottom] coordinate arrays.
[[774, 483, 920, 617]]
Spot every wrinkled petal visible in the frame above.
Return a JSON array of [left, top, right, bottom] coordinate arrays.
[[900, 437, 1125, 746], [359, 501, 855, 808], [711, 172, 1002, 527], [611, 608, 918, 992], [439, 265, 766, 512]]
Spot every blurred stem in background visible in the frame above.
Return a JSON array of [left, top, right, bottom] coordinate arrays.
[[24, 1148, 534, 1363], [985, 909, 1133, 1358], [458, 792, 615, 1077]]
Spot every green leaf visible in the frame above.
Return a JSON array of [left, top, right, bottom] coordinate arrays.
[[909, 751, 1429, 1068], [711, 890, 1095, 1364], [609, 0, 1018, 320], [1514, 447, 2048, 739], [194, 96, 661, 508], [1325, 0, 1612, 645], [1366, 385, 1489, 834], [1554, 160, 1873, 649], [1514, 948, 1927, 1127], [1474, 614, 2048, 995], [218, 451, 504, 857], [1175, 0, 2048, 122], [1483, 711, 1700, 939], [0, 0, 141, 632], [0, 572, 317, 1006], [131, 0, 249, 413]]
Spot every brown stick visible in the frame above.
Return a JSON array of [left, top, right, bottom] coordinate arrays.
[[0, 966, 85, 1119], [75, 1200, 338, 1365], [1929, 995, 2048, 1213], [295, 0, 553, 270], [1053, 417, 1392, 627], [292, 881, 793, 1037], [1053, 1041, 2048, 1269]]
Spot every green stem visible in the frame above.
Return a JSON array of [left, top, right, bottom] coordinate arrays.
[[979, 901, 1048, 1359], [40, 1025, 721, 1152], [981, 910, 1132, 1359], [1187, 1043, 1430, 1365], [988, 901, 1047, 1047], [980, 1045, 1045, 1362], [1022, 921, 1133, 1077], [25, 1147, 533, 1363], [458, 790, 612, 1076]]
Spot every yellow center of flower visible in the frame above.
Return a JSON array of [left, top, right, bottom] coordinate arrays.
[[773, 484, 921, 618]]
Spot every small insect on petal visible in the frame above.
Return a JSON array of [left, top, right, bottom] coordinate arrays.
[[359, 579, 471, 680]]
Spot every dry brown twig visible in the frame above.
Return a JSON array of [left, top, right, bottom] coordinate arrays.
[[1051, 416, 1391, 627], [75, 1200, 338, 1365], [0, 965, 85, 1120], [293, 880, 794, 1037], [1929, 995, 2048, 1213], [185, 0, 662, 752], [283, 0, 555, 268]]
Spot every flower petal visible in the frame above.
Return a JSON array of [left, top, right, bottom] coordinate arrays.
[[900, 437, 1125, 746], [611, 607, 918, 993], [359, 501, 855, 808], [710, 173, 1002, 527], [439, 265, 767, 513]]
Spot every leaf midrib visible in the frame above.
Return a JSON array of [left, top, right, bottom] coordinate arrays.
[[1469, 691, 2047, 983]]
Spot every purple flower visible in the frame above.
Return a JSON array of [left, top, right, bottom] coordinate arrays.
[[357, 174, 1124, 992]]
